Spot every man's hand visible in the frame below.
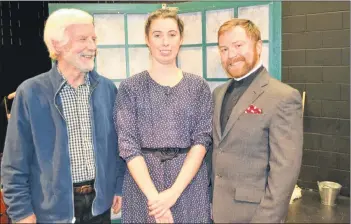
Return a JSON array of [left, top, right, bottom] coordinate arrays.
[[5, 91, 15, 120], [17, 214, 36, 223], [7, 92, 16, 100], [112, 196, 122, 214], [148, 188, 180, 219]]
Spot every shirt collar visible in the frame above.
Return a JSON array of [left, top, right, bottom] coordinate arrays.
[[57, 65, 90, 87], [233, 59, 263, 81]]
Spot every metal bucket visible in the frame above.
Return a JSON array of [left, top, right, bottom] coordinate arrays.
[[317, 181, 342, 206]]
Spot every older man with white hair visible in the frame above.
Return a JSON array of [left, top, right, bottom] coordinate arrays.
[[1, 8, 126, 223]]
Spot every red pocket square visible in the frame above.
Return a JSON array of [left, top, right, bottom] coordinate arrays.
[[244, 104, 263, 114]]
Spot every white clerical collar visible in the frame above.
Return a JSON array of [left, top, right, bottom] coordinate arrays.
[[233, 59, 263, 81]]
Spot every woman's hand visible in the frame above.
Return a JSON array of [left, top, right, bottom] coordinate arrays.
[[148, 188, 181, 219], [155, 209, 174, 223]]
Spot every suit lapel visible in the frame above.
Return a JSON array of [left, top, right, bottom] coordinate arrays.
[[214, 80, 231, 140], [221, 68, 270, 141]]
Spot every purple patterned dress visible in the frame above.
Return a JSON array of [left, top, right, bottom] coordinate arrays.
[[114, 71, 213, 223]]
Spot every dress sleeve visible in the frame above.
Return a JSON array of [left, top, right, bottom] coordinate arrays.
[[191, 80, 214, 150], [113, 81, 142, 162]]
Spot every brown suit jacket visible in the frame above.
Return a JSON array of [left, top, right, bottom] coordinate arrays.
[[211, 68, 303, 223]]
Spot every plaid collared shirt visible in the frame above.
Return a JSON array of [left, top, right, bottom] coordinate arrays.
[[59, 71, 95, 183]]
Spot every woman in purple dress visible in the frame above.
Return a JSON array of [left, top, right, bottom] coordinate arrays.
[[114, 8, 212, 223]]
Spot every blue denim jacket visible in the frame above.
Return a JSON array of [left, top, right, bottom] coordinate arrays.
[[1, 66, 126, 223]]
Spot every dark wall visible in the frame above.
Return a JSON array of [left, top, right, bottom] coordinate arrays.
[[0, 2, 51, 98], [0, 2, 51, 151], [282, 1, 350, 196]]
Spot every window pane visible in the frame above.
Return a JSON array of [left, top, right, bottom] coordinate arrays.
[[206, 46, 228, 79], [206, 8, 234, 43], [94, 14, 125, 45], [178, 12, 202, 44], [127, 14, 148, 44], [96, 48, 126, 79], [178, 47, 203, 76], [238, 4, 269, 40], [129, 47, 151, 75], [114, 82, 120, 88], [208, 81, 226, 92]]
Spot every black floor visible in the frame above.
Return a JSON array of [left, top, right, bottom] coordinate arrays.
[[286, 189, 350, 223]]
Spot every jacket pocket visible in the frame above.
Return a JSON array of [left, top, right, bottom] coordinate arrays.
[[234, 188, 264, 203]]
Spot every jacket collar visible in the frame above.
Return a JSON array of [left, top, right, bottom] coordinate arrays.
[[49, 62, 100, 92], [214, 67, 270, 141]]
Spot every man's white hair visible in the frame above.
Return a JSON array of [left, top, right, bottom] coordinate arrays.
[[43, 8, 93, 60]]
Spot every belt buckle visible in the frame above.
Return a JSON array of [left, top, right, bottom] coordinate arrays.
[[77, 185, 91, 194]]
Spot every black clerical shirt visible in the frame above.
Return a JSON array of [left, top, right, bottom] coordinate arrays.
[[220, 65, 264, 134]]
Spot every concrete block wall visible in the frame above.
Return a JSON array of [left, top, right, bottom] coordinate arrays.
[[282, 1, 350, 196]]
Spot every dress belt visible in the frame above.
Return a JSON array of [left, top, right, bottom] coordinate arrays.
[[141, 147, 190, 162]]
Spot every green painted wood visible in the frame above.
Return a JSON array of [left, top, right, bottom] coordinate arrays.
[[171, 1, 271, 13], [269, 1, 282, 80], [124, 13, 130, 78], [110, 79, 126, 82], [207, 77, 230, 82], [49, 1, 281, 83], [234, 6, 238, 18], [49, 3, 162, 14], [201, 10, 208, 79]]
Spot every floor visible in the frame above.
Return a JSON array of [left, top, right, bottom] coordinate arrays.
[[286, 189, 350, 223]]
